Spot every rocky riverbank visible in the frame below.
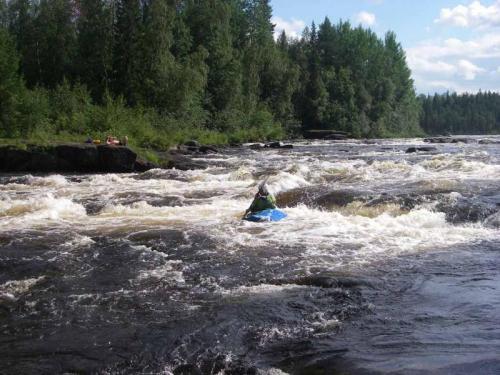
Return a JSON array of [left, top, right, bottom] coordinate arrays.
[[0, 143, 211, 173]]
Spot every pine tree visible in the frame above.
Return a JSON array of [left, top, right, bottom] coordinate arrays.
[[112, 0, 143, 105], [76, 0, 114, 101], [0, 28, 24, 136], [34, 0, 77, 88]]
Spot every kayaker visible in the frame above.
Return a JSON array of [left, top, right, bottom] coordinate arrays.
[[245, 183, 277, 216]]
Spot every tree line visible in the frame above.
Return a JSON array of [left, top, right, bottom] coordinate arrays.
[[419, 92, 500, 135], [0, 0, 493, 147]]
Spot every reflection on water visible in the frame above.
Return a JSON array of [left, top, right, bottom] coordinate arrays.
[[1, 137, 500, 374]]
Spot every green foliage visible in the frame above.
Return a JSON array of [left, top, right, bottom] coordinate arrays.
[[0, 27, 24, 137], [1, 0, 425, 146], [419, 91, 500, 135]]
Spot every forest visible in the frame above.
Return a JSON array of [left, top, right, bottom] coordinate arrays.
[[419, 92, 500, 136], [0, 0, 496, 149]]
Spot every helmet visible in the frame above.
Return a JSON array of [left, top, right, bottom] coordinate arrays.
[[258, 182, 269, 195]]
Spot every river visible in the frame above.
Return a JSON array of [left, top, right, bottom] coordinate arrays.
[[1, 137, 499, 374]]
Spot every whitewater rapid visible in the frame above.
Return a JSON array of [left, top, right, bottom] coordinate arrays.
[[1, 137, 499, 374]]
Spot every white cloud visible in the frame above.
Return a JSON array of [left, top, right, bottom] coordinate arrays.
[[457, 59, 485, 80], [435, 0, 500, 28], [406, 34, 496, 92], [409, 56, 456, 75], [272, 17, 305, 39], [356, 11, 376, 26]]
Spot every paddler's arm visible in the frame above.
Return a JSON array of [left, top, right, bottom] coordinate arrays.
[[268, 194, 277, 208], [243, 196, 257, 218]]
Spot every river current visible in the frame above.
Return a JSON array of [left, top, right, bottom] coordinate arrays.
[[1, 137, 500, 374]]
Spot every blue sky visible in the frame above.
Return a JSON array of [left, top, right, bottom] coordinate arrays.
[[271, 0, 500, 94]]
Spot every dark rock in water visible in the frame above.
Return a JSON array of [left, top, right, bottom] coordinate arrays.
[[55, 144, 99, 171], [0, 143, 214, 173], [173, 364, 203, 375], [314, 190, 358, 208], [451, 138, 470, 143], [97, 145, 136, 172], [249, 143, 265, 150], [305, 130, 349, 140], [134, 159, 158, 172], [166, 153, 208, 171], [277, 186, 359, 208], [199, 145, 219, 154], [269, 274, 376, 291], [179, 143, 218, 154], [406, 146, 438, 153], [0, 144, 138, 173], [265, 141, 294, 149], [184, 140, 200, 148], [424, 137, 472, 144], [267, 141, 283, 148], [479, 139, 500, 144], [424, 137, 450, 143], [436, 198, 498, 224]]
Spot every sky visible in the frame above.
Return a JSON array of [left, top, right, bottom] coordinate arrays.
[[271, 0, 500, 95]]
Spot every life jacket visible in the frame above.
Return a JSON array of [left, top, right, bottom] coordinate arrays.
[[250, 194, 277, 213]]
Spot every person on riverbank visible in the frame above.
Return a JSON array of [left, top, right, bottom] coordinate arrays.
[[244, 183, 277, 216], [106, 135, 120, 145]]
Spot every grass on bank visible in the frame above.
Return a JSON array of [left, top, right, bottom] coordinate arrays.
[[0, 81, 284, 163]]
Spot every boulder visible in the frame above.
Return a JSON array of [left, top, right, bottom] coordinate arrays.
[[249, 143, 265, 150], [55, 144, 99, 171], [424, 137, 471, 144], [0, 144, 139, 173], [184, 140, 200, 148], [304, 129, 349, 140], [166, 153, 208, 171], [266, 141, 283, 148], [0, 146, 35, 171], [406, 146, 438, 153], [424, 137, 450, 143], [198, 145, 219, 153], [97, 145, 137, 172], [134, 159, 158, 172], [479, 139, 500, 144]]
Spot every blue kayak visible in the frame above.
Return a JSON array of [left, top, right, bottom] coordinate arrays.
[[244, 209, 287, 222]]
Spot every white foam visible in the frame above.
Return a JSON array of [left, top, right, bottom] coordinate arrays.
[[0, 194, 87, 229], [0, 276, 45, 300]]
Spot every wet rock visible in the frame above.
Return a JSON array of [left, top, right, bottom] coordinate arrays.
[[479, 139, 500, 144], [405, 146, 438, 153], [199, 145, 219, 154], [54, 144, 99, 171], [279, 275, 367, 289], [314, 190, 359, 208], [305, 130, 349, 140], [267, 141, 283, 148], [134, 159, 158, 172], [184, 140, 200, 148], [436, 198, 498, 224], [166, 152, 208, 171], [0, 144, 138, 173], [173, 364, 203, 375], [97, 145, 137, 172], [178, 143, 219, 154], [249, 143, 265, 150], [266, 142, 294, 149], [424, 137, 471, 144]]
